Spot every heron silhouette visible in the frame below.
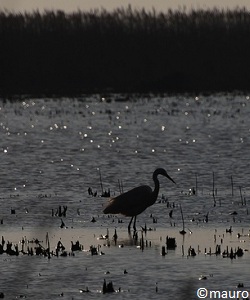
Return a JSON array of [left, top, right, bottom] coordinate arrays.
[[103, 168, 176, 231]]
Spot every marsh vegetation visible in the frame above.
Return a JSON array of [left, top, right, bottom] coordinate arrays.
[[1, 7, 250, 96]]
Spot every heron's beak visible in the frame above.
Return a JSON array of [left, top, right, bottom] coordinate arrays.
[[166, 174, 176, 184]]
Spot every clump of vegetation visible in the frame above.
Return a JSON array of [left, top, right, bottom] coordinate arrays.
[[1, 6, 250, 96]]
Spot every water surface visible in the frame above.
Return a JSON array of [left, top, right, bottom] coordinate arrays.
[[0, 94, 250, 299]]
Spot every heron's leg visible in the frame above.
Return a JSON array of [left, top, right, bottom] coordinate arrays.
[[128, 216, 134, 232], [133, 215, 137, 231]]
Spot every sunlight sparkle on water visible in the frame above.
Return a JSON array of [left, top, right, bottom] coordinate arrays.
[[1, 95, 250, 299], [22, 101, 29, 108]]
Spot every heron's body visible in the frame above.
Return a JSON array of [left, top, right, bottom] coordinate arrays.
[[103, 168, 175, 231], [104, 185, 154, 216]]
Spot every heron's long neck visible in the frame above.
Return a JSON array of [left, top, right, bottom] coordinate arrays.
[[152, 174, 160, 204]]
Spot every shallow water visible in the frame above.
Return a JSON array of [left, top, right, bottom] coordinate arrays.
[[0, 94, 250, 299]]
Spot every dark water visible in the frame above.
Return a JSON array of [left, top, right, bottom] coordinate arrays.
[[0, 94, 250, 299]]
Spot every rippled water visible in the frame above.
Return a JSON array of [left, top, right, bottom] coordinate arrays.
[[0, 94, 250, 299]]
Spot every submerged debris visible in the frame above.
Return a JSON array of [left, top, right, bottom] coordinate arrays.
[[166, 236, 177, 249], [79, 287, 90, 293], [188, 246, 196, 257], [102, 279, 115, 294], [161, 246, 167, 256], [71, 240, 83, 251]]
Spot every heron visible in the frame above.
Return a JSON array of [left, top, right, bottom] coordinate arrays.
[[103, 168, 176, 231]]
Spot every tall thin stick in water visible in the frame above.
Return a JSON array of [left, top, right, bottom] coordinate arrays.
[[118, 179, 121, 194], [46, 232, 51, 259], [118, 179, 123, 194], [179, 204, 186, 235]]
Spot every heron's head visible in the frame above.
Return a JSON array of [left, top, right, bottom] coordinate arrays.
[[154, 168, 176, 184]]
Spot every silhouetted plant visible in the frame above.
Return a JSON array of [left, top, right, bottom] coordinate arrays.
[[1, 6, 250, 96]]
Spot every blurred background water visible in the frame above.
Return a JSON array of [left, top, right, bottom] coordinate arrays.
[[0, 93, 250, 299]]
